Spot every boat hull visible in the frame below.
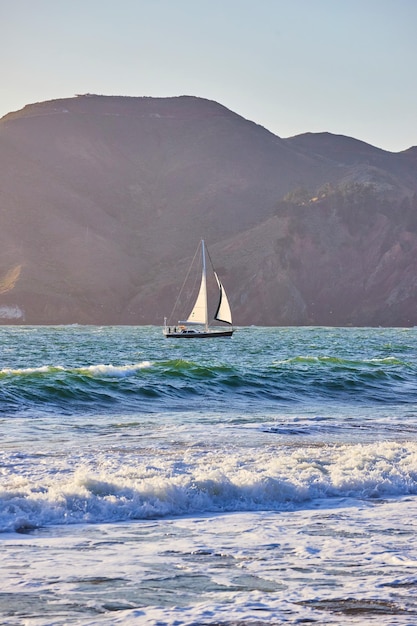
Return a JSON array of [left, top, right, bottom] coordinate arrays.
[[164, 329, 234, 339]]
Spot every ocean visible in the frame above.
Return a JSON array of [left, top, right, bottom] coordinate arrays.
[[1, 325, 417, 625]]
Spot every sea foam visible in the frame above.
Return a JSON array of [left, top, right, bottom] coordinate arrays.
[[1, 440, 417, 532]]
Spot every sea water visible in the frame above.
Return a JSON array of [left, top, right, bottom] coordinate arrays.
[[1, 325, 417, 624]]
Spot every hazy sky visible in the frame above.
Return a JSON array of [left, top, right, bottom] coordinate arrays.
[[2, 0, 416, 152]]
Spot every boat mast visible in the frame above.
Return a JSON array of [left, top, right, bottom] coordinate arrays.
[[201, 239, 209, 332]]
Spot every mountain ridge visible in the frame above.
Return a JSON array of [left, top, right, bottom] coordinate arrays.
[[1, 94, 416, 326]]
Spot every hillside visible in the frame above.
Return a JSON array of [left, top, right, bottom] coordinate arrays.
[[0, 94, 417, 326]]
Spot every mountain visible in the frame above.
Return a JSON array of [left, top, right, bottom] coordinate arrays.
[[0, 94, 417, 326]]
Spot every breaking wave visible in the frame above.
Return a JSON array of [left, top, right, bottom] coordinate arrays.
[[1, 440, 417, 532]]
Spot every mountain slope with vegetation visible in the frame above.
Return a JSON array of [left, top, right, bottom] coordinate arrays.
[[0, 94, 416, 326]]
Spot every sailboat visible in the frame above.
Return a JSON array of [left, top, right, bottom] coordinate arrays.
[[163, 240, 234, 338]]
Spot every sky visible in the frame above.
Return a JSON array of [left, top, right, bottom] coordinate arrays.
[[1, 0, 416, 152]]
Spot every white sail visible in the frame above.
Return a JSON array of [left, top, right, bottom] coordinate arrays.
[[185, 271, 208, 325], [214, 272, 233, 325], [184, 240, 208, 327]]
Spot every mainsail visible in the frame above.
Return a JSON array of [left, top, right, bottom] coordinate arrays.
[[186, 271, 208, 326]]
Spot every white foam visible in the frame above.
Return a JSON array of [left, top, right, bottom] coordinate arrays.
[[81, 362, 152, 377], [1, 441, 417, 531], [2, 500, 417, 625], [0, 362, 152, 378], [0, 365, 63, 375]]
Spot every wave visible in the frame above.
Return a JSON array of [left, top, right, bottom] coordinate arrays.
[[0, 362, 152, 378], [0, 354, 416, 415], [1, 441, 417, 532]]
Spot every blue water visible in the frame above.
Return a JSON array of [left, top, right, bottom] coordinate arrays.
[[1, 326, 417, 624]]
